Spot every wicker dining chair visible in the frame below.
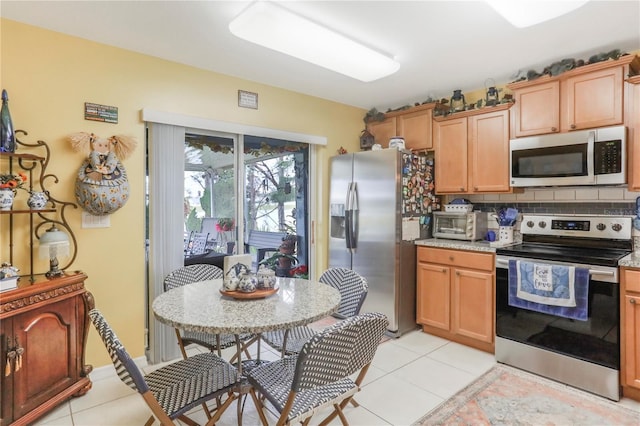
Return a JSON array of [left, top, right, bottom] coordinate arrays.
[[248, 312, 388, 426], [163, 264, 255, 362], [261, 267, 368, 356], [89, 308, 239, 426]]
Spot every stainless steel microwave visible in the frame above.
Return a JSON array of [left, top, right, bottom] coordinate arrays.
[[509, 126, 626, 187]]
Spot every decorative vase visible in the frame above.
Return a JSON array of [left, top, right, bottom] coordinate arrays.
[[27, 191, 48, 210], [0, 189, 14, 210], [1, 89, 16, 153]]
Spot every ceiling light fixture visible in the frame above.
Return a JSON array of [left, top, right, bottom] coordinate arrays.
[[486, 0, 589, 28], [229, 1, 400, 82]]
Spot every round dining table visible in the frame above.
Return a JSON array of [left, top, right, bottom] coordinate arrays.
[[152, 277, 341, 336], [153, 277, 341, 425]]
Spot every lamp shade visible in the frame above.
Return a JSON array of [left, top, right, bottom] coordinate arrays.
[[39, 225, 70, 259]]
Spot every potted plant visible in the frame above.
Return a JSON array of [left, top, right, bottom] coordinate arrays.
[[259, 234, 299, 277]]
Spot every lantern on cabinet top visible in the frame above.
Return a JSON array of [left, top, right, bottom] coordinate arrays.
[[485, 78, 500, 106], [359, 129, 375, 150], [450, 90, 466, 112]]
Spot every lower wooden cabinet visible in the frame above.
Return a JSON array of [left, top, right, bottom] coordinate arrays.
[[417, 246, 495, 353], [0, 273, 93, 426], [621, 267, 640, 401]]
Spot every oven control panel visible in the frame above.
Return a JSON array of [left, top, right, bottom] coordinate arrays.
[[521, 215, 632, 240]]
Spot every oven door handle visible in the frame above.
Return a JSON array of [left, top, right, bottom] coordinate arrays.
[[496, 259, 615, 277]]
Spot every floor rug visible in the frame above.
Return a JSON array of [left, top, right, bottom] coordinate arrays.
[[412, 364, 639, 425]]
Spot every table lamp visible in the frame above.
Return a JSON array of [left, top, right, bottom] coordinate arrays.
[[39, 224, 69, 278]]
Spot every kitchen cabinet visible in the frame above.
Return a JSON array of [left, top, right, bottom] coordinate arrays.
[[0, 273, 93, 426], [510, 80, 560, 137], [621, 267, 640, 401], [366, 103, 434, 151], [417, 246, 494, 353], [626, 75, 640, 191], [508, 54, 640, 137], [433, 104, 512, 194]]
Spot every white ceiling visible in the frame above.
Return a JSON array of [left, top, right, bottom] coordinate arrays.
[[2, 1, 639, 111]]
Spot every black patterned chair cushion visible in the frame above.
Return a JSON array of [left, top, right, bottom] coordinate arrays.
[[261, 267, 368, 355], [248, 312, 388, 424], [89, 308, 239, 420]]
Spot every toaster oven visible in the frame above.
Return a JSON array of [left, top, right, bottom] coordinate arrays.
[[432, 211, 487, 241]]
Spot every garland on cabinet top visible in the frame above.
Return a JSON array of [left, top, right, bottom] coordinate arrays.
[[68, 132, 137, 216], [364, 48, 633, 121]]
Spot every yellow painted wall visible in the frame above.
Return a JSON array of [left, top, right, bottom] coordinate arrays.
[[1, 19, 365, 367]]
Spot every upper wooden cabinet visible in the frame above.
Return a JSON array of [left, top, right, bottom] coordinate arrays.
[[511, 80, 560, 137], [626, 75, 640, 191], [469, 109, 511, 192], [366, 103, 434, 151], [433, 116, 467, 193], [508, 55, 640, 137], [434, 104, 512, 194]]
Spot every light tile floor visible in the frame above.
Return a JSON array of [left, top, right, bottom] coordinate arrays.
[[34, 328, 640, 426]]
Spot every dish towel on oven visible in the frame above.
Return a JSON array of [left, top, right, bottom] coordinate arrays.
[[508, 260, 589, 321]]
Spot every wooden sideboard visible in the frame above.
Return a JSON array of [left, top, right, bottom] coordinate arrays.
[[0, 272, 92, 426]]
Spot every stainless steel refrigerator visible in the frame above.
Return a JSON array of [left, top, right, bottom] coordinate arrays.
[[329, 149, 438, 336]]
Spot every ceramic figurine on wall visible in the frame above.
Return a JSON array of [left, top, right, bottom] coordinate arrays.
[[68, 132, 137, 216]]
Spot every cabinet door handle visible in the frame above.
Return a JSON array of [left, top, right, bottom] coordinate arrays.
[[14, 337, 23, 372], [570, 124, 576, 129], [551, 127, 557, 132], [631, 299, 637, 305]]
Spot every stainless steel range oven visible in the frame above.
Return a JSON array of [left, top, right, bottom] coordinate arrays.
[[495, 214, 633, 401]]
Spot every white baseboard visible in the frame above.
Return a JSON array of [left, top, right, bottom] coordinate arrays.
[[88, 356, 149, 382]]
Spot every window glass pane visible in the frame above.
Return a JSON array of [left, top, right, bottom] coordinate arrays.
[[184, 133, 236, 254], [244, 136, 308, 277]]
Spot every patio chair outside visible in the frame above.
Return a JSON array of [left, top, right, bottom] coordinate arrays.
[[261, 267, 368, 355], [187, 232, 210, 256], [163, 264, 255, 361], [89, 308, 239, 426], [248, 312, 388, 426]]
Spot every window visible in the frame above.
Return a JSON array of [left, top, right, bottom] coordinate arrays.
[[183, 132, 309, 272]]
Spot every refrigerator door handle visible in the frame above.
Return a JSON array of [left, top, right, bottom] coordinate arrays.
[[345, 183, 354, 250], [350, 182, 358, 251]]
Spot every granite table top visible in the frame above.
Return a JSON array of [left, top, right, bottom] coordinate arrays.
[[152, 277, 341, 335]]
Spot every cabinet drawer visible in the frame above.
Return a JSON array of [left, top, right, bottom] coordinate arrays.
[[624, 269, 640, 293], [418, 247, 493, 271]]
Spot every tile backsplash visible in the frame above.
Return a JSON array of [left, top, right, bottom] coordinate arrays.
[[463, 186, 639, 216]]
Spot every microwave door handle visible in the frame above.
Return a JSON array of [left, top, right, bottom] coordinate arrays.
[[587, 130, 596, 183]]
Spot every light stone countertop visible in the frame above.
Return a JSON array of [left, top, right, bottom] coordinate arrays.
[[152, 277, 341, 335], [619, 253, 640, 268], [416, 238, 640, 268], [414, 238, 498, 253]]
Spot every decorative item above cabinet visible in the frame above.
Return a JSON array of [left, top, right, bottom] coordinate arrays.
[[508, 54, 640, 137]]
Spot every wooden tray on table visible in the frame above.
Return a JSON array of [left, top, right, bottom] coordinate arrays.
[[219, 285, 278, 300]]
